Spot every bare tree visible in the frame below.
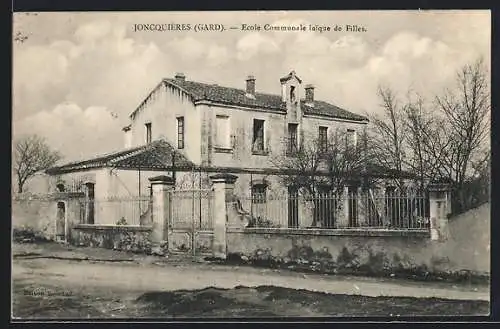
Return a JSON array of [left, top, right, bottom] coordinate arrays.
[[402, 92, 452, 188], [435, 58, 490, 211], [271, 130, 370, 227], [13, 135, 62, 193], [368, 85, 407, 189]]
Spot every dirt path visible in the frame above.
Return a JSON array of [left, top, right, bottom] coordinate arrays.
[[13, 255, 489, 302]]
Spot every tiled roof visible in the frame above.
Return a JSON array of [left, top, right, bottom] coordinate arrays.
[[45, 140, 195, 175], [158, 78, 368, 122]]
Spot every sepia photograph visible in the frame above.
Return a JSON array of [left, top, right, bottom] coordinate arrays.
[[11, 10, 491, 320]]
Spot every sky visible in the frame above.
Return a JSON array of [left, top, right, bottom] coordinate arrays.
[[12, 10, 491, 164]]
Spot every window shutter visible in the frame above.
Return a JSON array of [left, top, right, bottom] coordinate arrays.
[[265, 123, 271, 152]]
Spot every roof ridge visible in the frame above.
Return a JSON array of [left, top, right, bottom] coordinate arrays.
[[164, 77, 282, 99], [163, 78, 366, 119], [49, 143, 148, 170]]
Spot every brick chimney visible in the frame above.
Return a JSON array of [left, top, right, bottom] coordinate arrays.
[[245, 75, 256, 98], [305, 84, 315, 104], [175, 72, 186, 82]]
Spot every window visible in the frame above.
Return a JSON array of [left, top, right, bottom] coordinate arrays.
[[287, 123, 298, 154], [346, 129, 356, 149], [290, 85, 296, 103], [252, 119, 265, 153], [319, 126, 328, 152], [215, 115, 230, 148], [145, 123, 152, 144], [177, 117, 184, 149], [251, 184, 267, 204]]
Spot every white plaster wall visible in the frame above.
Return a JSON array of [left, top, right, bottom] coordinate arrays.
[[128, 82, 202, 165], [301, 115, 367, 146], [206, 105, 287, 169]]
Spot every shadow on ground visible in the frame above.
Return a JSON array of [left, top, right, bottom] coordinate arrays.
[[13, 280, 490, 319], [136, 286, 489, 318]]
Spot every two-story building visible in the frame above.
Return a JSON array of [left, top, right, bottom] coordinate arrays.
[[47, 70, 382, 228]]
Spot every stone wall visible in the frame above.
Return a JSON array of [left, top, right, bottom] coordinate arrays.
[[12, 192, 84, 241], [226, 226, 489, 276], [70, 224, 153, 253]]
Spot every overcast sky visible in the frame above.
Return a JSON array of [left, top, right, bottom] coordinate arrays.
[[12, 10, 490, 163]]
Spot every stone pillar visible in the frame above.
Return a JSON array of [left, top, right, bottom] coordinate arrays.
[[428, 183, 452, 241], [210, 173, 238, 259], [94, 168, 114, 224], [338, 186, 349, 228], [148, 175, 175, 249]]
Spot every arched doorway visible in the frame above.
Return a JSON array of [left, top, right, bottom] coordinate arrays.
[[56, 202, 66, 242]]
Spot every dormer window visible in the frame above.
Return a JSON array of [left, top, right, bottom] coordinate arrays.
[[287, 123, 299, 155], [290, 86, 296, 103]]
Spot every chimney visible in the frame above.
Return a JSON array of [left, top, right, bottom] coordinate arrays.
[[305, 84, 315, 104], [245, 75, 256, 97], [175, 72, 186, 82]]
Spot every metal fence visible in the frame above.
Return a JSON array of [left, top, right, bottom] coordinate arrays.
[[242, 189, 430, 230], [169, 189, 214, 230], [79, 196, 152, 226]]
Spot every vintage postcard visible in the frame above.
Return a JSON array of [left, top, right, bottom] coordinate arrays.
[[11, 10, 491, 320]]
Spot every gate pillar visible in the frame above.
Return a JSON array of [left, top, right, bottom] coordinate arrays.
[[210, 173, 238, 259], [428, 183, 452, 241], [149, 175, 175, 251]]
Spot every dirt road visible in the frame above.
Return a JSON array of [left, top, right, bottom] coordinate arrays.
[[12, 244, 489, 302], [11, 243, 490, 318]]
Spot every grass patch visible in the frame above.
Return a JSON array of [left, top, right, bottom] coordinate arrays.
[[11, 281, 141, 319], [12, 282, 105, 319], [13, 227, 51, 244]]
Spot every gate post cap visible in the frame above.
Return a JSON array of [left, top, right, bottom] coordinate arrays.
[[209, 173, 238, 184], [148, 175, 175, 185], [428, 181, 452, 192]]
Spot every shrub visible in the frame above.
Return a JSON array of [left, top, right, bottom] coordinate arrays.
[[116, 217, 128, 225], [246, 216, 281, 228], [13, 226, 49, 243]]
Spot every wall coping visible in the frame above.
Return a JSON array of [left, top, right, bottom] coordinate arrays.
[[13, 191, 85, 201], [73, 224, 153, 232], [209, 173, 238, 184], [148, 175, 175, 185], [227, 227, 431, 238]]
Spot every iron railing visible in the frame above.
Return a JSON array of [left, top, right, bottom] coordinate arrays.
[[241, 190, 430, 230], [80, 196, 152, 226]]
